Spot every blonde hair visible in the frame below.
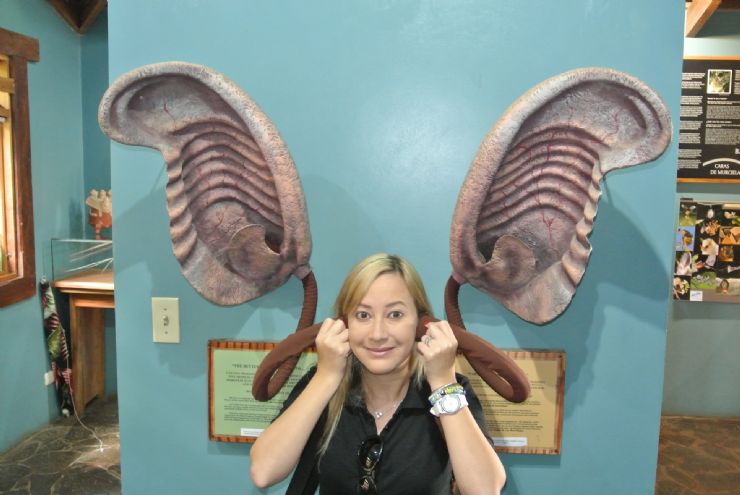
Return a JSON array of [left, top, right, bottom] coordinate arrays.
[[317, 253, 433, 457]]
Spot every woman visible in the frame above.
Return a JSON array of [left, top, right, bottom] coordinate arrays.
[[250, 253, 506, 494]]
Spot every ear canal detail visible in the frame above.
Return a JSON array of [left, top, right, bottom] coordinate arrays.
[[225, 224, 282, 281], [484, 235, 537, 290], [450, 68, 672, 324], [99, 62, 312, 305]]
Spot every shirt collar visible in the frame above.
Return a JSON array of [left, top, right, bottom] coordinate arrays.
[[347, 377, 431, 411], [400, 380, 431, 410]]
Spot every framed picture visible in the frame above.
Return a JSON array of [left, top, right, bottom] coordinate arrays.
[[208, 340, 317, 443], [456, 350, 566, 455]]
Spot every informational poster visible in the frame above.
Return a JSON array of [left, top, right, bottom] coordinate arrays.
[[208, 341, 317, 443], [673, 199, 740, 303], [456, 350, 565, 455], [677, 57, 740, 183]]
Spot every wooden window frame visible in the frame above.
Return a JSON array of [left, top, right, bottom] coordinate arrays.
[[0, 28, 39, 307]]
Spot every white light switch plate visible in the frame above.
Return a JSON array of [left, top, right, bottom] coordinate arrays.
[[152, 297, 180, 343]]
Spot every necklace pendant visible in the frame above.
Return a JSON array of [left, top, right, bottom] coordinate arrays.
[[373, 411, 383, 419]]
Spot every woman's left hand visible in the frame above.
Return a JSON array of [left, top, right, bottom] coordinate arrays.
[[416, 320, 458, 389]]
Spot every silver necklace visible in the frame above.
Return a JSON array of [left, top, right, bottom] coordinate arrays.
[[368, 401, 400, 420]]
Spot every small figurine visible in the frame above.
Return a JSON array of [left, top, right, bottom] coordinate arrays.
[[86, 189, 112, 239]]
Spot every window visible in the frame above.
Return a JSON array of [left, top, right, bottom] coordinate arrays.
[[0, 28, 39, 307]]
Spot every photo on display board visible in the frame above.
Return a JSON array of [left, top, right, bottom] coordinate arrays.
[[706, 69, 732, 95], [716, 278, 740, 296], [675, 226, 696, 252], [690, 270, 716, 290], [719, 245, 734, 262], [678, 202, 697, 226], [719, 226, 740, 245], [672, 199, 740, 303], [672, 276, 691, 300], [675, 251, 696, 276]]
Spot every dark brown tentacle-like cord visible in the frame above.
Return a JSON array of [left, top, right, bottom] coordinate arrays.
[[450, 325, 530, 403], [252, 322, 322, 401], [445, 274, 530, 402], [296, 271, 318, 329], [252, 271, 318, 401], [252, 311, 531, 403], [444, 275, 466, 329]]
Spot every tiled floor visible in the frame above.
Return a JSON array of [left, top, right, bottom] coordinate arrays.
[[0, 397, 120, 495], [655, 415, 740, 495], [1, 402, 738, 494]]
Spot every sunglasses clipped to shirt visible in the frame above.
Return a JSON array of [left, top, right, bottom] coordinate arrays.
[[357, 435, 383, 494]]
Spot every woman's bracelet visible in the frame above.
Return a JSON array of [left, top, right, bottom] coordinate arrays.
[[428, 382, 465, 406]]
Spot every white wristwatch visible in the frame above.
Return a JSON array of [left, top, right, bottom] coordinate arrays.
[[430, 393, 468, 417]]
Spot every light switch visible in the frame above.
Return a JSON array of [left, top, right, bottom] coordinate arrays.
[[152, 297, 180, 343]]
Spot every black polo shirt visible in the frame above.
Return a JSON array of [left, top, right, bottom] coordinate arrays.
[[279, 367, 493, 495]]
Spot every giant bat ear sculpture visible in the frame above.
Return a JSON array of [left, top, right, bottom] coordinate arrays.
[[99, 62, 312, 305], [449, 68, 672, 324]]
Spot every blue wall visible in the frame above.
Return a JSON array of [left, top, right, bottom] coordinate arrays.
[[0, 0, 86, 451], [662, 12, 740, 417], [107, 1, 683, 493], [81, 10, 111, 215], [79, 9, 117, 395]]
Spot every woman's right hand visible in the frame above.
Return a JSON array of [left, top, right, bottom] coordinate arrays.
[[314, 317, 350, 386], [252, 317, 350, 489]]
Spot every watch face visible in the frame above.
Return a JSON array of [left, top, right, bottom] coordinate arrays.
[[441, 395, 460, 413]]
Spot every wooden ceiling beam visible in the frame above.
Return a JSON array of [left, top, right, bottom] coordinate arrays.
[[685, 0, 722, 37], [46, 0, 107, 34], [718, 0, 740, 10], [47, 0, 81, 33], [78, 0, 107, 33], [687, 0, 740, 10]]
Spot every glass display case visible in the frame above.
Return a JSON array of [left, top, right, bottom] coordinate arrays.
[[50, 238, 113, 282], [49, 238, 114, 417]]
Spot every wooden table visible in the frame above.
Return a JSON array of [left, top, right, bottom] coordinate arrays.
[[52, 271, 114, 416]]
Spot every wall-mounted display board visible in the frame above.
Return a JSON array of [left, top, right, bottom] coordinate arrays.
[[456, 350, 565, 455], [208, 340, 317, 443], [677, 57, 740, 183], [673, 199, 740, 303], [209, 341, 565, 454]]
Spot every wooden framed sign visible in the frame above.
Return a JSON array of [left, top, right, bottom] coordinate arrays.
[[209, 341, 565, 453], [677, 56, 740, 183], [208, 340, 317, 443], [456, 350, 566, 455]]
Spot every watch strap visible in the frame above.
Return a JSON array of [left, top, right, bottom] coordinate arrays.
[[429, 393, 468, 417], [428, 382, 465, 405]]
